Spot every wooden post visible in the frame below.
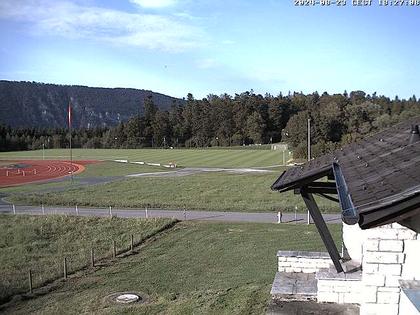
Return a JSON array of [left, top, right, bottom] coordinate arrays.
[[91, 248, 95, 267], [112, 240, 116, 258], [109, 206, 112, 218], [28, 269, 33, 293], [301, 188, 343, 273], [42, 204, 45, 215], [76, 205, 79, 216], [63, 257, 68, 279], [145, 207, 148, 218], [13, 204, 16, 215], [130, 235, 134, 252]]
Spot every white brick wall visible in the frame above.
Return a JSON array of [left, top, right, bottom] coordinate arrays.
[[317, 278, 362, 304], [357, 222, 419, 315], [379, 240, 404, 252], [274, 221, 419, 313], [277, 251, 331, 273], [401, 238, 420, 280]]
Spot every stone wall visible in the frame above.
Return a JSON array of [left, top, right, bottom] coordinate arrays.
[[277, 251, 331, 273], [354, 223, 419, 315], [317, 269, 362, 304]]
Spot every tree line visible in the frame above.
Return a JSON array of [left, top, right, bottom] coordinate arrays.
[[1, 91, 419, 158]]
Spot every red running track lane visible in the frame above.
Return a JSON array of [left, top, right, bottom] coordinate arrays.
[[0, 160, 99, 187]]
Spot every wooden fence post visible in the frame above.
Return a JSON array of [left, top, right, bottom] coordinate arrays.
[[28, 269, 33, 293], [63, 257, 68, 279], [91, 248, 95, 267]]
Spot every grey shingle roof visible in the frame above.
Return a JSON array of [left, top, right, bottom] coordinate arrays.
[[271, 116, 420, 229]]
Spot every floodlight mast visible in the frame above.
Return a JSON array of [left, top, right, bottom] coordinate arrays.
[[307, 118, 311, 161], [307, 118, 311, 224]]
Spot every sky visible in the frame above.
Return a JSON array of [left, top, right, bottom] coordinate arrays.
[[0, 0, 419, 99]]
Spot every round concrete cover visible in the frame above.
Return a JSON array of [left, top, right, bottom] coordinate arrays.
[[116, 294, 140, 304]]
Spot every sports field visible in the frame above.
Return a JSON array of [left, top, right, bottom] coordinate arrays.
[[0, 148, 338, 213], [0, 148, 291, 168]]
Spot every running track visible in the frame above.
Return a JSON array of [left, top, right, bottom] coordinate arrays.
[[0, 160, 97, 187]]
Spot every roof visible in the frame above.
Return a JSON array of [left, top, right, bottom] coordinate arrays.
[[271, 116, 420, 229]]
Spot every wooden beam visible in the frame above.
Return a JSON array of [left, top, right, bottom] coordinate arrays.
[[294, 181, 338, 195], [300, 187, 343, 273]]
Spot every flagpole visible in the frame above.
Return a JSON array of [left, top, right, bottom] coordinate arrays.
[[69, 102, 73, 184]]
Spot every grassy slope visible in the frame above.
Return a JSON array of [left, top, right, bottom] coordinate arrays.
[[4, 220, 342, 315], [0, 215, 175, 303], [7, 172, 338, 213], [0, 148, 291, 168]]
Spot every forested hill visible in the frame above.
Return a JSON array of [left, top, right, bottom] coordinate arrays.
[[0, 81, 181, 128]]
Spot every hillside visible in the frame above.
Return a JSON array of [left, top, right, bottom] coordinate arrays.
[[0, 81, 182, 128]]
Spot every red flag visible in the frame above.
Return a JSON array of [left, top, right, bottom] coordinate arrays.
[[68, 103, 72, 128]]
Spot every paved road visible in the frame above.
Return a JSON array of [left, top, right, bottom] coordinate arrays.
[[126, 167, 274, 178], [0, 204, 341, 224]]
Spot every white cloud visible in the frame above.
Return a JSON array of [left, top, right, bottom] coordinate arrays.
[[130, 0, 177, 8], [195, 58, 219, 69], [0, 0, 204, 52]]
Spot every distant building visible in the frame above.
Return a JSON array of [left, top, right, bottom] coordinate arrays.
[[270, 118, 420, 315]]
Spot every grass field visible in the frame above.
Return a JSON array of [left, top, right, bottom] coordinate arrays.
[[78, 161, 168, 177], [0, 214, 175, 304], [7, 172, 338, 213], [0, 148, 291, 168], [2, 216, 342, 314]]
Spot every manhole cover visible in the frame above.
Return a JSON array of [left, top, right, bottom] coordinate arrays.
[[116, 293, 140, 304], [104, 292, 147, 305]]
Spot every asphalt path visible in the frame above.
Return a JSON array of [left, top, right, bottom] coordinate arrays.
[[0, 204, 341, 224], [126, 167, 274, 178]]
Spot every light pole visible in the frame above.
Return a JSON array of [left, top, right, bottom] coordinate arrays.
[[307, 118, 311, 224], [42, 143, 45, 160], [307, 118, 311, 161]]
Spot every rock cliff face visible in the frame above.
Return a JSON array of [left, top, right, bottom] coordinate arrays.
[[0, 81, 181, 128]]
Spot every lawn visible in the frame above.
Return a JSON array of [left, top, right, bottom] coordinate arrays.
[[2, 218, 342, 315], [0, 148, 291, 168], [0, 214, 176, 304], [7, 172, 338, 213]]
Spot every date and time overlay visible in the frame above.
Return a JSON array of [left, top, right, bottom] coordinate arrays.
[[294, 0, 420, 6]]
